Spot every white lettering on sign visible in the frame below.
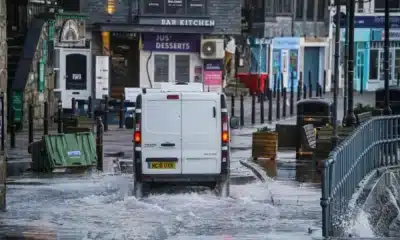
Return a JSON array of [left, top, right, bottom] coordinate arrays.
[[161, 19, 215, 27], [154, 34, 191, 50], [72, 74, 82, 80]]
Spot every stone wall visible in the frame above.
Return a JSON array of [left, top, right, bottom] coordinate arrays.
[[0, 0, 7, 211], [24, 22, 56, 126]]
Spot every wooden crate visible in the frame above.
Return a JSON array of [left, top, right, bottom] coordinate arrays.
[[252, 131, 278, 161]]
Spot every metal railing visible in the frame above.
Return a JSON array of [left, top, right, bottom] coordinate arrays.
[[320, 115, 400, 237]]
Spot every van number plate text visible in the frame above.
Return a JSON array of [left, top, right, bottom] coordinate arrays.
[[149, 162, 176, 169]]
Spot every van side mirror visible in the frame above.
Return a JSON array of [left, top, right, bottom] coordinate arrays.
[[229, 116, 239, 129]]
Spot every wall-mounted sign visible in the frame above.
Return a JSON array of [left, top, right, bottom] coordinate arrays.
[[143, 0, 206, 15], [142, 33, 200, 52], [342, 16, 400, 28], [203, 60, 222, 92], [139, 17, 215, 27]]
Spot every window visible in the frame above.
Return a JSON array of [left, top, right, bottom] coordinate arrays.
[[317, 0, 326, 21], [379, 50, 393, 81], [375, 0, 400, 12], [396, 49, 400, 78], [60, 0, 80, 12], [295, 0, 304, 20], [142, 0, 207, 15], [369, 49, 379, 80], [274, 0, 291, 14], [175, 55, 190, 82], [154, 55, 169, 82], [306, 0, 314, 20]]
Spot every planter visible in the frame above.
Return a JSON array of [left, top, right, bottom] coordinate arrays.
[[252, 131, 278, 161]]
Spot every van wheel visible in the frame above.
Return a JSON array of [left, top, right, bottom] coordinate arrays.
[[133, 181, 149, 199], [215, 179, 230, 197]]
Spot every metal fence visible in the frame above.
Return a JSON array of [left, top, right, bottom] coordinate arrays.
[[320, 115, 400, 237]]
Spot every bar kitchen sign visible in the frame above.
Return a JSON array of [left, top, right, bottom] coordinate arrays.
[[142, 33, 200, 52], [139, 17, 215, 27]]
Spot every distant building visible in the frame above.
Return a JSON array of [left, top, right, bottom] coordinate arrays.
[[329, 0, 400, 92]]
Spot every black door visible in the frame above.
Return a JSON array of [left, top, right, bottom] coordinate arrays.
[[66, 54, 87, 90]]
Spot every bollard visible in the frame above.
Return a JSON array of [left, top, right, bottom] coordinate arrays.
[[71, 97, 76, 116], [251, 94, 256, 125], [10, 106, 15, 149], [260, 92, 264, 124], [43, 101, 49, 135], [397, 73, 400, 87], [297, 72, 302, 101], [282, 88, 287, 118], [28, 104, 33, 144], [303, 84, 307, 99], [231, 95, 235, 117], [57, 100, 63, 133], [88, 96, 92, 118], [323, 70, 326, 95], [0, 92, 4, 151], [96, 116, 104, 171], [103, 95, 109, 132], [240, 94, 244, 127], [273, 75, 277, 98], [119, 93, 124, 129], [308, 71, 312, 98], [268, 89, 273, 122], [290, 72, 294, 116], [276, 76, 281, 120], [360, 70, 364, 95]]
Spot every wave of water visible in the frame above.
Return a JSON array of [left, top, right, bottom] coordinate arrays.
[[3, 173, 324, 239]]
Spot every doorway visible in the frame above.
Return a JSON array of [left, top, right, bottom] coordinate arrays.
[[58, 49, 92, 109], [303, 47, 320, 91], [110, 33, 140, 98]]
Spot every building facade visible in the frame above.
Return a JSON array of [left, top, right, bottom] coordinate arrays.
[[83, 0, 241, 98], [245, 0, 331, 91], [330, 0, 400, 91]]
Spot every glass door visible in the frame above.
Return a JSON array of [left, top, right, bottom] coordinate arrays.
[[355, 50, 365, 91]]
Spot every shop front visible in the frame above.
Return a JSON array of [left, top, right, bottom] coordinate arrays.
[[270, 37, 300, 91], [139, 33, 203, 88]]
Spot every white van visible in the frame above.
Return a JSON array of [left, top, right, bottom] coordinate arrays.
[[133, 89, 239, 197]]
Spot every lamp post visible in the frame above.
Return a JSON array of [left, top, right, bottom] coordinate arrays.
[[383, 0, 392, 115], [344, 0, 356, 126], [343, 1, 349, 120], [332, 0, 341, 146]]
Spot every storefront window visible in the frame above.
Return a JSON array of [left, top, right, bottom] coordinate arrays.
[[396, 49, 400, 78], [379, 51, 393, 81], [142, 0, 207, 15], [369, 49, 379, 80], [154, 54, 169, 82], [175, 55, 190, 82]]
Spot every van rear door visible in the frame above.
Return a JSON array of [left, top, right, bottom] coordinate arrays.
[[181, 93, 221, 174], [141, 92, 182, 175]]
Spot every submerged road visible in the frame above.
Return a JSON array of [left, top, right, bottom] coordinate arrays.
[[2, 92, 377, 239]]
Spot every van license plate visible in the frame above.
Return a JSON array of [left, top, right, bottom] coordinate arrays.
[[150, 162, 176, 169]]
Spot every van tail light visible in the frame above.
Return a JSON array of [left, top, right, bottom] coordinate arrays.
[[133, 122, 141, 144], [221, 113, 229, 143], [167, 95, 179, 100]]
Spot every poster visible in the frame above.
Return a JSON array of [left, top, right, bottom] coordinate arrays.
[[95, 56, 109, 99], [194, 66, 202, 83], [203, 60, 222, 92]]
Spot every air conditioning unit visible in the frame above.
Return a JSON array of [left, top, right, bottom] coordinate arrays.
[[200, 39, 224, 59]]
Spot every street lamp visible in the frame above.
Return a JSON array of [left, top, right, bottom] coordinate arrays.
[[344, 0, 356, 126], [332, 0, 341, 146], [383, 0, 392, 115]]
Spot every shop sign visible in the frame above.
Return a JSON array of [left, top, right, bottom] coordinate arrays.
[[142, 33, 200, 52]]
